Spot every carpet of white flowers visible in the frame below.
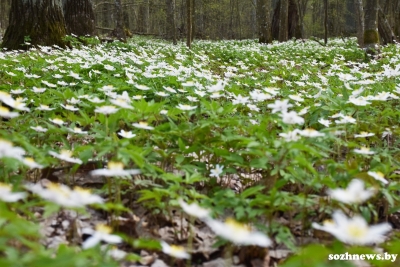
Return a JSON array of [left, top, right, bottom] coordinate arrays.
[[1, 36, 400, 267]]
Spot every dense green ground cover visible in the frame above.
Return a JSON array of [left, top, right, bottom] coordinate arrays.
[[1, 36, 400, 266]]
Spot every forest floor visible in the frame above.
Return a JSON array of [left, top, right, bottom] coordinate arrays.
[[0, 36, 400, 267]]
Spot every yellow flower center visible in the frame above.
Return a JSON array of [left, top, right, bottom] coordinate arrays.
[[60, 150, 73, 157], [170, 245, 186, 253], [139, 122, 148, 126], [0, 91, 11, 98], [47, 183, 70, 196], [108, 161, 124, 170], [96, 224, 112, 234], [0, 183, 12, 191], [74, 186, 91, 195], [53, 118, 63, 124], [225, 218, 250, 232], [376, 172, 384, 178], [346, 224, 367, 238], [322, 219, 335, 226], [0, 139, 13, 146], [0, 106, 10, 113], [24, 157, 35, 163]]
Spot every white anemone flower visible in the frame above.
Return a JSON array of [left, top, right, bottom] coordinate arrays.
[[22, 157, 44, 169], [61, 104, 79, 111], [335, 115, 356, 124], [354, 132, 375, 138], [82, 224, 122, 249], [30, 126, 48, 132], [37, 104, 55, 111], [117, 130, 136, 139], [298, 128, 324, 137], [280, 111, 304, 125], [0, 183, 27, 202], [49, 150, 82, 164], [312, 210, 391, 245], [1, 98, 30, 111], [87, 97, 104, 103], [288, 94, 304, 102], [160, 242, 191, 259], [367, 171, 388, 184], [90, 161, 141, 177], [279, 130, 301, 142], [32, 87, 46, 93], [72, 187, 104, 205], [10, 89, 25, 95], [156, 92, 170, 97], [354, 147, 375, 155], [68, 127, 88, 134], [94, 105, 119, 114], [0, 139, 25, 160], [328, 179, 375, 204], [178, 199, 210, 219], [135, 84, 151, 90], [132, 122, 154, 130], [204, 218, 272, 247], [0, 106, 19, 118], [110, 98, 133, 109], [318, 118, 331, 127], [26, 182, 103, 207], [267, 99, 293, 114], [49, 118, 65, 126], [210, 164, 224, 178], [177, 104, 197, 111], [347, 97, 371, 106]]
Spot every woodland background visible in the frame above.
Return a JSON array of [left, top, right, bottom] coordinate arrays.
[[0, 0, 399, 44]]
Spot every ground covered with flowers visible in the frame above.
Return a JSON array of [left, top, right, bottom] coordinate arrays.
[[1, 36, 400, 267]]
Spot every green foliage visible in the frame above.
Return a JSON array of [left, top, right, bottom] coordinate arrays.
[[0, 36, 399, 266]]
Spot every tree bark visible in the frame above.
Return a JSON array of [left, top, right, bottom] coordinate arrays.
[[278, 0, 289, 41], [395, 1, 400, 39], [166, 0, 177, 44], [257, 0, 272, 43], [354, 0, 364, 47], [324, 0, 328, 44], [378, 5, 396, 44], [364, 0, 379, 55], [2, 0, 67, 50], [112, 0, 126, 41], [63, 0, 95, 36], [186, 0, 192, 48]]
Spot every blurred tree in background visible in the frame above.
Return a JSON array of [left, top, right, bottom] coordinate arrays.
[[0, 0, 399, 48]]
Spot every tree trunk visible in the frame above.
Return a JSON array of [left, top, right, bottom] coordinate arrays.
[[324, 0, 328, 44], [364, 0, 379, 55], [190, 0, 195, 41], [395, 1, 400, 39], [378, 5, 396, 44], [257, 0, 272, 43], [294, 0, 308, 39], [278, 0, 289, 41], [112, 0, 126, 41], [166, 0, 177, 44], [63, 0, 95, 36], [2, 0, 67, 50], [186, 0, 192, 48], [354, 0, 364, 47]]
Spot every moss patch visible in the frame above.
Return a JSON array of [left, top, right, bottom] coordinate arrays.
[[364, 29, 379, 45]]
